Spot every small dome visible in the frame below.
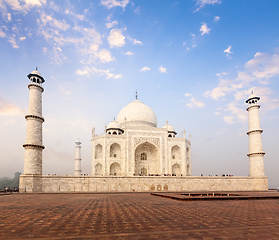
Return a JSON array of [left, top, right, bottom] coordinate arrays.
[[162, 123, 175, 132], [107, 120, 122, 130], [246, 93, 260, 103], [30, 70, 42, 77], [117, 99, 157, 127], [27, 69, 45, 83]]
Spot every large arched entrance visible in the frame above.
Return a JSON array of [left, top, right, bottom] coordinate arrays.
[[135, 142, 159, 175]]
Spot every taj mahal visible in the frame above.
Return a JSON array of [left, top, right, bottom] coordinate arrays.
[[20, 69, 268, 192]]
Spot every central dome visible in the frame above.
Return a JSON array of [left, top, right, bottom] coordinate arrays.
[[117, 99, 157, 127]]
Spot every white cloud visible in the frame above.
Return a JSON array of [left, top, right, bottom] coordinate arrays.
[[226, 102, 247, 121], [184, 93, 193, 97], [200, 23, 211, 35], [100, 0, 129, 9], [235, 71, 255, 83], [7, 13, 11, 21], [203, 80, 242, 100], [187, 97, 205, 108], [19, 36, 26, 41], [42, 47, 47, 54], [50, 46, 67, 65], [159, 66, 166, 73], [213, 16, 220, 22], [75, 67, 121, 79], [2, 0, 45, 15], [133, 39, 142, 45], [245, 52, 279, 80], [194, 0, 221, 12], [224, 46, 233, 57], [125, 51, 133, 55], [140, 66, 150, 72], [215, 112, 220, 115], [40, 12, 70, 31], [8, 36, 19, 48], [0, 98, 24, 116], [107, 28, 125, 48], [106, 20, 118, 29], [224, 116, 234, 124], [96, 49, 114, 63]]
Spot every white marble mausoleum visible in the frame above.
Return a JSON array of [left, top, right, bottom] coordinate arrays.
[[19, 69, 268, 193]]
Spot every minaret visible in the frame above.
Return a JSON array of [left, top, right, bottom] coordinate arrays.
[[246, 93, 265, 177], [75, 140, 82, 176], [23, 68, 45, 175]]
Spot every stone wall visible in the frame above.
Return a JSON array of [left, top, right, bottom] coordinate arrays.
[[20, 175, 268, 193]]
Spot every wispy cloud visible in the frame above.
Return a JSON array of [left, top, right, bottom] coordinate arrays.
[[100, 0, 129, 10], [140, 66, 150, 72], [75, 67, 121, 79], [187, 97, 205, 108], [133, 39, 142, 45], [213, 16, 220, 22], [184, 93, 193, 97], [125, 51, 133, 55], [194, 0, 221, 12], [134, 6, 140, 13], [0, 98, 25, 116], [205, 49, 279, 123], [224, 116, 234, 124]]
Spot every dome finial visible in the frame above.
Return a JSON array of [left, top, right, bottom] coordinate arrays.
[[36, 66, 38, 71], [114, 117, 115, 121], [135, 90, 138, 100], [251, 90, 253, 94]]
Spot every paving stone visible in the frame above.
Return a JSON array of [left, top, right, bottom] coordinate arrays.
[[0, 192, 279, 239]]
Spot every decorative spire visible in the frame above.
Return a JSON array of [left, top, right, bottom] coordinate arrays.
[[135, 90, 138, 100], [114, 117, 115, 121], [166, 120, 168, 124], [36, 66, 38, 71], [251, 90, 253, 94]]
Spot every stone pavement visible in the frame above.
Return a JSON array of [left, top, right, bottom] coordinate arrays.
[[0, 192, 279, 239]]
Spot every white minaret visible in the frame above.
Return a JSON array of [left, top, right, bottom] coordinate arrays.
[[75, 140, 82, 176], [246, 92, 265, 177], [23, 68, 45, 175]]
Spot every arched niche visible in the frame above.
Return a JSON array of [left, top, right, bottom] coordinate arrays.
[[171, 145, 180, 160], [172, 163, 181, 176], [95, 144, 103, 159], [95, 163, 102, 175], [110, 143, 121, 158], [110, 162, 121, 176], [135, 142, 159, 175]]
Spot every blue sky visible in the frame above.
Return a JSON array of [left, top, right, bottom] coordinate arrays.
[[0, 0, 279, 188]]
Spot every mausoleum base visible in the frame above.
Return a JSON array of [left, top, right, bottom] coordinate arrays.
[[19, 175, 268, 193]]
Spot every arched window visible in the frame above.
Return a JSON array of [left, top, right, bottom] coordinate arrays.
[[110, 143, 121, 158], [113, 131, 117, 135], [168, 134, 172, 137], [95, 144, 103, 159], [108, 132, 111, 134], [140, 153, 147, 160]]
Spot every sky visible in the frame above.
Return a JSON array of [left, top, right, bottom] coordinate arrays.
[[0, 0, 279, 188]]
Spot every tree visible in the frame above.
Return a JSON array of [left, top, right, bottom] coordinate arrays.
[[0, 172, 21, 190]]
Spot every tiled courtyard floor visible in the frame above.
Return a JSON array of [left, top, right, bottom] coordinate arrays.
[[1, 192, 279, 239]]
